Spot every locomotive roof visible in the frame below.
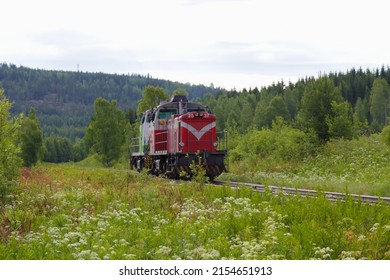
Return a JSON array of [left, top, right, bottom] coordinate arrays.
[[157, 95, 207, 111]]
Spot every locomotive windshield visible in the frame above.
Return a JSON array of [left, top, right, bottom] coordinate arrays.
[[157, 109, 177, 119], [187, 107, 207, 112]]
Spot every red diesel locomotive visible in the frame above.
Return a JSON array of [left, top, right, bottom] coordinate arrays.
[[130, 95, 227, 179]]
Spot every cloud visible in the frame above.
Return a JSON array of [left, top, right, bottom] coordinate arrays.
[[8, 30, 141, 73], [7, 28, 379, 91], [3, 0, 390, 91], [181, 0, 252, 5], [190, 41, 335, 75]]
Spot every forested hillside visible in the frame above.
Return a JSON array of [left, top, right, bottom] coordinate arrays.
[[202, 66, 390, 138], [3, 63, 390, 141], [0, 63, 222, 139], [2, 62, 390, 166]]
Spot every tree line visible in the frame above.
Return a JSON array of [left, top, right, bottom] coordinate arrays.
[[5, 63, 389, 144], [2, 65, 390, 201], [202, 66, 390, 141], [0, 63, 221, 140], [1, 88, 132, 200]]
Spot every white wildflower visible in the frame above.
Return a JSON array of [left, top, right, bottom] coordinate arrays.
[[369, 223, 380, 233]]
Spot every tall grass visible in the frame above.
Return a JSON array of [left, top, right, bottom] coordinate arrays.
[[223, 127, 390, 197], [1, 164, 389, 260]]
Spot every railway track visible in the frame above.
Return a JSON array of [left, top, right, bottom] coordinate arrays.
[[78, 166, 390, 205], [213, 180, 390, 205]]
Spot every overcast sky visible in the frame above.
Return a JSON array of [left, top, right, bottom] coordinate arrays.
[[2, 0, 390, 90]]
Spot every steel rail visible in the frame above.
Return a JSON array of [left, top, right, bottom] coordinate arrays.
[[213, 180, 390, 205]]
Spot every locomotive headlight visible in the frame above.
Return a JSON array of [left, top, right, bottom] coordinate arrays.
[[199, 112, 204, 117], [213, 141, 218, 147], [179, 142, 185, 147], [194, 112, 199, 117]]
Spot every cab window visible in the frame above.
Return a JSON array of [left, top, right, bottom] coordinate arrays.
[[141, 112, 152, 124], [158, 109, 177, 119], [146, 113, 152, 123]]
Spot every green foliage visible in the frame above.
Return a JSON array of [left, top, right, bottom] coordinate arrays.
[[19, 108, 44, 167], [179, 156, 210, 187], [1, 165, 389, 260], [370, 78, 390, 132], [172, 88, 189, 97], [238, 101, 254, 133], [0, 89, 22, 200], [202, 68, 390, 143], [326, 101, 354, 139], [223, 135, 390, 197], [283, 85, 303, 120], [300, 136, 390, 195], [136, 86, 170, 115], [84, 98, 127, 167], [261, 96, 290, 128], [43, 136, 86, 163], [353, 97, 369, 135], [298, 77, 343, 141], [0, 63, 219, 139], [230, 118, 318, 163], [3, 63, 390, 145], [74, 154, 106, 168], [381, 125, 390, 145]]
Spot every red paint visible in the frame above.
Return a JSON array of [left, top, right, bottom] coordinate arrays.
[[167, 113, 217, 154]]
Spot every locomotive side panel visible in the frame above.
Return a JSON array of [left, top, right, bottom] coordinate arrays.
[[167, 116, 181, 154], [150, 109, 176, 154], [150, 129, 168, 154]]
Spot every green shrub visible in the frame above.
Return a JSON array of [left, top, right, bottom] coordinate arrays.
[[1, 165, 390, 260], [230, 118, 318, 163], [0, 89, 22, 200], [381, 125, 390, 145]]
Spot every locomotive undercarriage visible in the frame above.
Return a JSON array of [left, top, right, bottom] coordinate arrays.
[[130, 151, 226, 180]]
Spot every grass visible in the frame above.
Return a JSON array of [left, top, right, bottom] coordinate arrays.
[[1, 164, 389, 260], [221, 135, 390, 197]]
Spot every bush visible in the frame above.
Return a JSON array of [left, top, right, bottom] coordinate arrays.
[[0, 89, 22, 200], [230, 118, 318, 163], [381, 125, 390, 145]]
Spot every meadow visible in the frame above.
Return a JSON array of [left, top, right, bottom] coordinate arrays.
[[222, 128, 390, 197], [1, 164, 389, 260]]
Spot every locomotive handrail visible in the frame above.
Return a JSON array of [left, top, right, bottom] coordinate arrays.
[[218, 130, 228, 170], [216, 130, 228, 152], [155, 130, 168, 136], [129, 137, 140, 154]]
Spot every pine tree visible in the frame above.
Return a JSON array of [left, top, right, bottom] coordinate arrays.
[[370, 78, 390, 132], [298, 77, 343, 141], [239, 101, 254, 133], [353, 98, 369, 135], [326, 101, 354, 139]]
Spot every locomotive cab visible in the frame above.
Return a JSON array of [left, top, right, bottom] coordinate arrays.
[[150, 108, 177, 154], [140, 110, 153, 153]]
